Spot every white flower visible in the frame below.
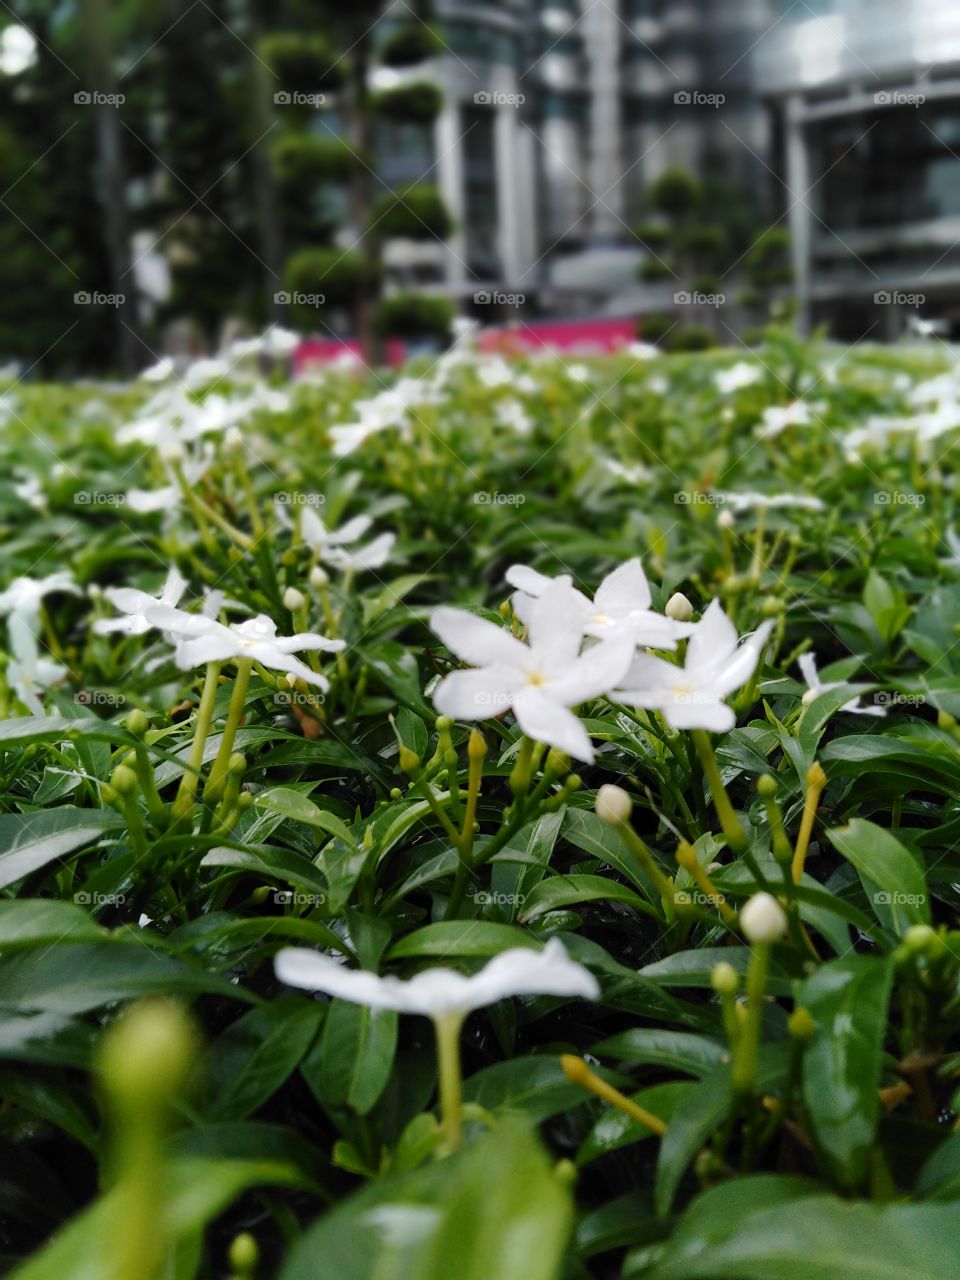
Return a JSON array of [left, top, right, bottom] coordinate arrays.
[[261, 327, 300, 359], [431, 581, 634, 763], [798, 652, 885, 718], [601, 457, 653, 485], [475, 357, 512, 389], [0, 572, 79, 622], [612, 599, 772, 732], [495, 399, 534, 435], [172, 613, 344, 689], [275, 937, 599, 1018], [756, 401, 811, 438], [300, 506, 395, 572], [329, 378, 436, 457], [94, 567, 189, 637], [140, 357, 175, 383], [13, 469, 46, 511], [507, 558, 693, 650], [715, 491, 825, 514], [739, 891, 787, 943], [715, 362, 761, 394], [6, 614, 66, 715]]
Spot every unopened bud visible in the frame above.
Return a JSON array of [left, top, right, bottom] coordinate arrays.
[[282, 586, 305, 611], [110, 764, 138, 796], [98, 999, 197, 1111], [309, 564, 329, 588], [788, 1006, 816, 1041], [468, 728, 487, 761], [665, 591, 693, 622], [126, 708, 149, 737], [739, 891, 787, 944], [595, 784, 632, 825], [710, 960, 739, 996]]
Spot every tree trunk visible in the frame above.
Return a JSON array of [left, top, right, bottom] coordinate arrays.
[[346, 42, 384, 367]]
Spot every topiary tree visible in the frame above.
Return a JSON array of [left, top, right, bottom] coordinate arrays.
[[261, 2, 453, 363]]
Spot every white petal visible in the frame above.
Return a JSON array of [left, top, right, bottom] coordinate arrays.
[[663, 696, 735, 732], [526, 582, 590, 665], [685, 598, 738, 673], [797, 652, 819, 690], [275, 949, 416, 1012], [434, 666, 521, 719], [512, 687, 595, 762], [593, 558, 652, 615], [326, 514, 373, 546], [431, 606, 532, 669], [504, 565, 558, 597], [464, 939, 599, 1007], [545, 635, 635, 704]]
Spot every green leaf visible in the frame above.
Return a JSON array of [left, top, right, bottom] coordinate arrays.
[[462, 1054, 587, 1123], [279, 1121, 572, 1280], [0, 809, 123, 891], [254, 787, 357, 845], [518, 873, 657, 922], [387, 922, 539, 959], [0, 900, 105, 950], [800, 952, 893, 1189], [590, 1029, 726, 1077], [578, 1081, 691, 1165], [202, 997, 325, 1121], [827, 819, 929, 928], [632, 1177, 960, 1280], [0, 942, 256, 1014], [303, 998, 398, 1115]]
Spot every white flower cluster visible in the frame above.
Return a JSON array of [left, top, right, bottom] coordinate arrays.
[[430, 558, 773, 762]]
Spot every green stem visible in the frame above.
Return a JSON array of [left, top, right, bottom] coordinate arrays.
[[205, 659, 253, 804], [732, 942, 769, 1099], [433, 1012, 465, 1151], [171, 663, 221, 819], [692, 728, 748, 854]]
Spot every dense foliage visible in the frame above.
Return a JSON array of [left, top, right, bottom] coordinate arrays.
[[2, 329, 960, 1279]]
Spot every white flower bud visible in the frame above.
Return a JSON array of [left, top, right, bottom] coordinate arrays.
[[717, 510, 735, 530], [223, 426, 243, 451], [282, 586, 305, 611], [309, 565, 329, 588], [595, 784, 633, 825], [739, 892, 787, 944], [665, 591, 694, 622]]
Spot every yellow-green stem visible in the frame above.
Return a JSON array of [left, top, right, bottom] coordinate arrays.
[[732, 942, 769, 1098], [205, 659, 253, 803], [433, 1012, 465, 1150], [692, 728, 748, 854], [172, 662, 221, 819]]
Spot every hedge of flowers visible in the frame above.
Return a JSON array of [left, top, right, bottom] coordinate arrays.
[[2, 325, 960, 1279]]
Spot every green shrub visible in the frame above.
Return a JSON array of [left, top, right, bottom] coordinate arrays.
[[374, 291, 453, 340], [284, 247, 373, 307], [668, 325, 715, 351], [260, 33, 343, 92], [370, 80, 443, 124], [270, 135, 355, 186], [373, 183, 454, 239], [379, 25, 444, 66]]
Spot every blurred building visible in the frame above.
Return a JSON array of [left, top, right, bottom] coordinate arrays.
[[379, 0, 960, 336]]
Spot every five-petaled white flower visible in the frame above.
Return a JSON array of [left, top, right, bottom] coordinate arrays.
[[6, 614, 67, 715], [0, 572, 80, 622], [172, 613, 344, 689], [507, 559, 694, 650], [715, 362, 761, 395], [431, 581, 635, 762], [299, 506, 395, 572], [275, 937, 599, 1019], [798, 652, 885, 718], [612, 599, 772, 732]]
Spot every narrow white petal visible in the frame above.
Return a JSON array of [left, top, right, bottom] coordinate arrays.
[[513, 687, 595, 762], [685, 598, 738, 674], [545, 635, 635, 704], [431, 606, 532, 669], [593, 558, 652, 614], [434, 667, 521, 719]]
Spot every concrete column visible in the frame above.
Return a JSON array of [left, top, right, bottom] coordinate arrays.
[[435, 100, 468, 294], [785, 93, 812, 336], [584, 0, 621, 236]]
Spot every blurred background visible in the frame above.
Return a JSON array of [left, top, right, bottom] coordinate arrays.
[[0, 0, 957, 374]]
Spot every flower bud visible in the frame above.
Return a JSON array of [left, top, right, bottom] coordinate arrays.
[[110, 764, 138, 796], [126, 708, 149, 737], [282, 586, 305, 611], [787, 1006, 816, 1041], [98, 999, 197, 1111], [223, 426, 243, 451], [309, 564, 329, 588], [717, 510, 735, 530], [229, 1233, 259, 1277], [228, 752, 247, 775], [468, 728, 487, 761], [903, 923, 936, 954], [710, 961, 739, 996], [595, 784, 632, 825], [159, 439, 184, 465], [756, 773, 777, 798], [665, 591, 693, 622], [739, 891, 787, 944], [398, 746, 421, 775]]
